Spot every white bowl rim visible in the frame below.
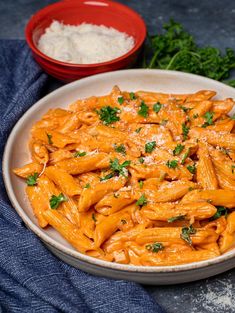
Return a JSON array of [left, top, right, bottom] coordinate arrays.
[[3, 69, 235, 273]]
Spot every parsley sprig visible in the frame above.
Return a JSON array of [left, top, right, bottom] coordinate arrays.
[[138, 101, 149, 118], [26, 173, 38, 186], [146, 242, 164, 253], [96, 106, 120, 125], [180, 225, 196, 246], [100, 158, 131, 181], [50, 193, 67, 209], [146, 19, 235, 86]]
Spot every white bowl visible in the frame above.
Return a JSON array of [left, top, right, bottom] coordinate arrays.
[[3, 69, 235, 285]]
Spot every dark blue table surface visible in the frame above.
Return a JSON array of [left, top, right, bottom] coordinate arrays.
[[1, 1, 235, 312]]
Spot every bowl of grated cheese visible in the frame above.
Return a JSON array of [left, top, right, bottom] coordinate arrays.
[[25, 0, 146, 82]]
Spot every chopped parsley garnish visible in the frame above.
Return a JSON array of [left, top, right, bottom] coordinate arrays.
[[135, 127, 142, 133], [188, 186, 194, 191], [138, 180, 144, 189], [187, 164, 196, 174], [168, 214, 186, 223], [173, 144, 184, 156], [50, 193, 67, 209], [129, 92, 136, 100], [138, 101, 149, 118], [193, 113, 199, 119], [47, 133, 53, 145], [114, 144, 126, 155], [210, 206, 228, 221], [202, 111, 214, 128], [118, 96, 124, 104], [231, 165, 235, 174], [84, 183, 90, 189], [136, 194, 148, 207], [96, 106, 120, 125], [139, 157, 145, 164], [100, 173, 114, 181], [145, 141, 156, 153], [101, 158, 131, 181], [74, 151, 86, 157], [179, 105, 191, 113], [146, 242, 164, 253], [166, 160, 178, 169], [121, 219, 127, 224], [26, 172, 38, 186], [182, 123, 190, 140], [92, 213, 97, 223], [181, 148, 190, 164], [180, 225, 196, 246], [153, 102, 162, 113]]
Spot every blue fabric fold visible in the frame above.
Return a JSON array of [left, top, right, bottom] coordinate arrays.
[[0, 40, 165, 313]]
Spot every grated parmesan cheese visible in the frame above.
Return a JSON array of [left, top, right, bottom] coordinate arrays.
[[38, 21, 135, 64]]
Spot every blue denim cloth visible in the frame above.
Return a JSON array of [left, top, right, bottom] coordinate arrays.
[[0, 40, 165, 313]]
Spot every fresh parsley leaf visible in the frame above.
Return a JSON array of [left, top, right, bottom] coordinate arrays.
[[146, 242, 164, 253], [118, 96, 124, 104], [187, 164, 196, 174], [47, 133, 53, 145], [50, 193, 67, 209], [138, 101, 149, 118], [173, 144, 184, 156], [210, 206, 228, 221], [84, 183, 90, 189], [193, 113, 199, 119], [26, 172, 38, 186], [181, 148, 190, 164], [202, 111, 214, 128], [74, 151, 86, 157], [180, 225, 196, 246], [135, 127, 142, 133], [179, 105, 191, 113], [145, 141, 156, 153], [129, 92, 136, 100], [96, 106, 120, 125], [153, 102, 162, 113], [107, 158, 131, 178], [136, 194, 148, 207], [114, 144, 126, 155], [182, 123, 189, 140], [168, 214, 186, 223], [100, 173, 114, 181], [147, 19, 235, 83], [139, 157, 145, 164], [166, 160, 178, 169], [138, 180, 144, 189], [92, 213, 97, 223]]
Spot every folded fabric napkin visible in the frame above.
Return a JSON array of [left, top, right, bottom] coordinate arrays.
[[0, 40, 165, 313]]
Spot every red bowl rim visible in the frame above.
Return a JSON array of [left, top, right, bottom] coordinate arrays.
[[25, 0, 147, 68]]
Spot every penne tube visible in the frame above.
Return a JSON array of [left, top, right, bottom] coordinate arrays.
[[181, 189, 235, 208], [78, 177, 126, 212], [196, 143, 218, 189], [43, 209, 94, 253], [142, 202, 217, 221], [45, 166, 82, 196], [13, 162, 43, 178]]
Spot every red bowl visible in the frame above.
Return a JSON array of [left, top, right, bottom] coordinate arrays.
[[25, 0, 146, 82]]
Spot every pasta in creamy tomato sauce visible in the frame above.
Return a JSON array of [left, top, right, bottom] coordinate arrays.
[[13, 86, 235, 266]]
